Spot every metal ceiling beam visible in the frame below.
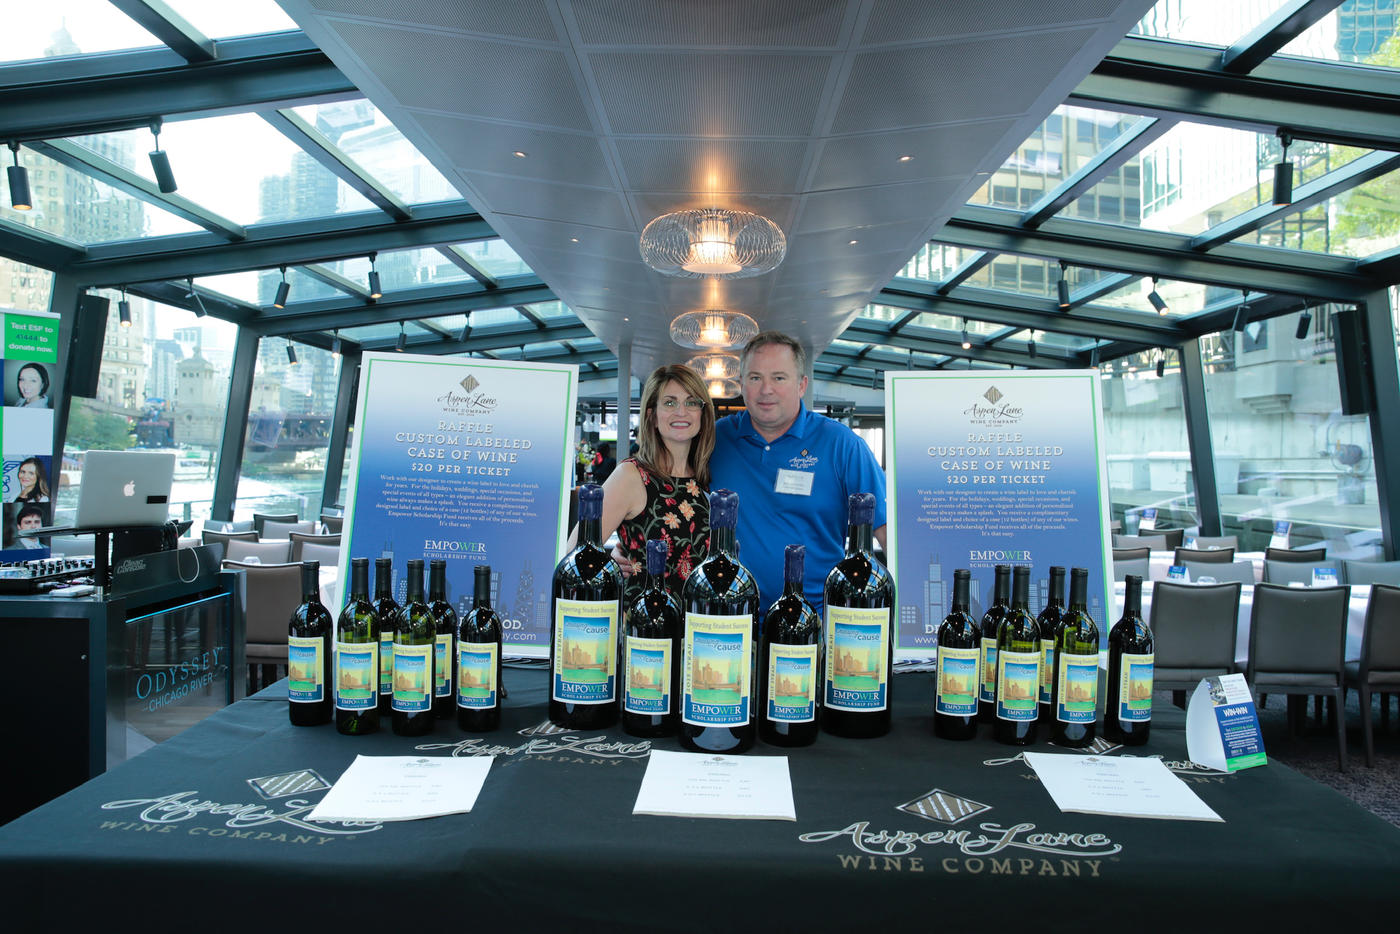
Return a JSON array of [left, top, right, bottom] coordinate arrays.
[[437, 246, 495, 288], [412, 319, 453, 339], [839, 320, 1078, 368], [941, 204, 1374, 300], [300, 263, 369, 299], [1074, 36, 1400, 151], [1020, 117, 1173, 228], [1219, 0, 1345, 74], [68, 202, 495, 284], [515, 305, 546, 328], [934, 251, 995, 295], [0, 33, 357, 141], [1359, 245, 1400, 284], [0, 220, 86, 269], [26, 139, 246, 240], [249, 281, 556, 336], [124, 279, 260, 324], [261, 109, 412, 221], [108, 0, 216, 63], [355, 318, 594, 355], [1072, 271, 1135, 305]]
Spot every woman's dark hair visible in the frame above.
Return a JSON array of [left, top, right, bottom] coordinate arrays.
[[15, 456, 50, 501], [17, 362, 50, 397]]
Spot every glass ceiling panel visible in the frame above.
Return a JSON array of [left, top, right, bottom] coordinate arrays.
[[469, 307, 526, 328], [970, 105, 1140, 211], [456, 240, 532, 279], [524, 300, 574, 319], [340, 323, 404, 342], [281, 268, 341, 304], [1246, 166, 1400, 258], [4, 148, 201, 242], [1132, 1, 1290, 46], [292, 101, 462, 205], [1277, 5, 1400, 71], [161, 1, 298, 39], [194, 271, 260, 305], [334, 249, 473, 291], [6, 5, 163, 64]]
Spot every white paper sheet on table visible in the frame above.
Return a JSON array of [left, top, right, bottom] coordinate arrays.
[[633, 750, 796, 821], [308, 754, 493, 822], [1024, 752, 1223, 822]]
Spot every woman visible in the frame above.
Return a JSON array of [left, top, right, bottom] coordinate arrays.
[[569, 364, 714, 600], [12, 457, 50, 503], [14, 363, 50, 409]]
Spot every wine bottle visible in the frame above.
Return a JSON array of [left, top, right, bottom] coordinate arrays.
[[1051, 567, 1100, 748], [760, 544, 822, 747], [1105, 573, 1154, 745], [428, 559, 457, 720], [288, 560, 333, 726], [334, 557, 379, 735], [457, 564, 503, 732], [550, 483, 622, 729], [994, 565, 1041, 745], [622, 539, 683, 738], [392, 559, 435, 736], [1037, 566, 1067, 723], [823, 492, 896, 739], [373, 557, 399, 716], [680, 489, 760, 753], [978, 564, 1011, 723], [934, 569, 978, 740]]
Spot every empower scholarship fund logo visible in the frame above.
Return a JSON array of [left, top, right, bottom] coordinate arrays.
[[963, 385, 1024, 427], [435, 371, 499, 416]]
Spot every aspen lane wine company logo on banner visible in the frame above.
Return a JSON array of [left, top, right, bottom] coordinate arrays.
[[884, 371, 1114, 657], [339, 354, 578, 657]]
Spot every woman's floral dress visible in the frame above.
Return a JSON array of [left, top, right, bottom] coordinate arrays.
[[615, 458, 710, 603]]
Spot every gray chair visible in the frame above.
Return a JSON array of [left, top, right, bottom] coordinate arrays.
[[1346, 584, 1400, 767], [1193, 535, 1239, 550], [1113, 546, 1150, 562], [1175, 546, 1236, 564], [204, 519, 255, 534], [290, 532, 341, 562], [262, 519, 318, 540], [1266, 546, 1326, 563], [202, 529, 259, 554], [226, 539, 293, 564], [1246, 583, 1352, 771], [1158, 528, 1185, 551], [223, 560, 303, 692], [299, 542, 341, 567], [252, 512, 299, 537], [1263, 559, 1341, 586], [1113, 557, 1149, 581], [319, 514, 344, 535], [1115, 534, 1168, 551], [1343, 560, 1400, 587], [1181, 559, 1255, 585], [1150, 581, 1243, 705]]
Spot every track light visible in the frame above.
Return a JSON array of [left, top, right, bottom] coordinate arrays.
[[286, 343, 298, 365], [148, 120, 177, 194], [1296, 303, 1312, 340], [1027, 331, 1037, 360], [367, 252, 382, 300], [273, 266, 289, 309], [1156, 352, 1165, 378], [1057, 262, 1070, 310], [1273, 130, 1293, 206], [186, 278, 206, 317], [7, 142, 31, 211], [118, 289, 132, 327], [331, 330, 342, 358], [960, 319, 971, 350], [1147, 277, 1169, 315], [1089, 343, 1100, 368], [1232, 293, 1250, 333], [396, 323, 407, 352]]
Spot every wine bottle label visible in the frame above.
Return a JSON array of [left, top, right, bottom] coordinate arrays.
[[996, 649, 1039, 722], [624, 636, 672, 716], [1056, 653, 1099, 723], [1117, 652, 1154, 723], [287, 636, 325, 703], [766, 643, 817, 723], [552, 599, 618, 705], [979, 637, 998, 704], [824, 606, 890, 712], [334, 642, 378, 711], [378, 632, 393, 697], [434, 634, 453, 698], [391, 643, 433, 713], [457, 642, 498, 710], [682, 613, 752, 727], [1039, 639, 1055, 706], [935, 645, 979, 717]]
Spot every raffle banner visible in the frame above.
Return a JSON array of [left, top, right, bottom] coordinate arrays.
[[885, 370, 1113, 657], [1, 308, 60, 558], [340, 353, 578, 657]]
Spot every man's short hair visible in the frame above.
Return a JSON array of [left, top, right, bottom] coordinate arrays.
[[740, 331, 807, 375], [16, 503, 45, 524]]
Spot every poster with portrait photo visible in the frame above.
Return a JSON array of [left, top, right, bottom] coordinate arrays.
[[3, 359, 58, 410], [3, 454, 52, 504], [2, 501, 49, 554]]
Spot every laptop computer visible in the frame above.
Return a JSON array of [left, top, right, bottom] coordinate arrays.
[[75, 451, 177, 528]]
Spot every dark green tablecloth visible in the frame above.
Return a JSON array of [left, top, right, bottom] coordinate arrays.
[[3, 666, 1397, 929]]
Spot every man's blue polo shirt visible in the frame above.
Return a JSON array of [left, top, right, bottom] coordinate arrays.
[[711, 403, 886, 612]]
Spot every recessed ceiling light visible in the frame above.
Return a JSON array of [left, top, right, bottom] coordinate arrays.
[[570, 237, 579, 242], [513, 150, 527, 158], [897, 155, 913, 162], [623, 317, 629, 322], [848, 239, 859, 245]]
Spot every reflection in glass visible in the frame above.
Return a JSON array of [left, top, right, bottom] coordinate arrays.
[[292, 101, 461, 204], [4, 4, 163, 64]]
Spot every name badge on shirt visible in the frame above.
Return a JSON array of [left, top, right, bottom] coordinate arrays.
[[775, 468, 814, 496]]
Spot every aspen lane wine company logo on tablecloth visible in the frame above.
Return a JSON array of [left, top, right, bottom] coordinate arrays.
[[414, 732, 653, 767]]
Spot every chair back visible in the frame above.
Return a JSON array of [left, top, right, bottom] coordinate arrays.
[[319, 514, 344, 535], [290, 532, 341, 562], [1181, 559, 1255, 585], [1247, 583, 1349, 677], [204, 519, 255, 534], [1114, 533, 1167, 551], [1175, 546, 1236, 565], [1265, 546, 1326, 563], [299, 542, 341, 567], [253, 512, 299, 536], [262, 519, 318, 540], [1158, 528, 1185, 551], [1263, 559, 1340, 586], [1193, 535, 1239, 550], [1360, 584, 1400, 677], [1113, 557, 1149, 581], [1113, 546, 1150, 562], [223, 560, 303, 658], [1150, 581, 1241, 670], [202, 528, 259, 550], [1343, 560, 1400, 587], [226, 539, 293, 563]]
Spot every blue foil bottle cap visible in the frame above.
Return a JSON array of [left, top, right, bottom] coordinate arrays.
[[783, 544, 805, 583], [578, 482, 604, 520], [645, 539, 669, 576], [847, 492, 875, 526], [709, 489, 738, 529]]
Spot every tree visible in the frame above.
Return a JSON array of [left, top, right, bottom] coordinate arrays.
[[65, 401, 135, 452]]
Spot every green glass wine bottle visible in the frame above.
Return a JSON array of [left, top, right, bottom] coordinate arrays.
[[1050, 567, 1099, 748], [334, 557, 379, 735], [994, 565, 1041, 745]]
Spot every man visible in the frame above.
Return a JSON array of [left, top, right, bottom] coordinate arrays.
[[15, 503, 47, 550], [711, 331, 886, 611]]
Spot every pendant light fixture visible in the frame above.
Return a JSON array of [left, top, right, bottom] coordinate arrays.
[[686, 352, 740, 382], [1057, 262, 1071, 310], [286, 342, 298, 366], [273, 266, 290, 309], [186, 278, 207, 317], [670, 309, 758, 351], [118, 289, 132, 327], [640, 208, 787, 279], [1089, 343, 1100, 368], [7, 142, 31, 211], [1273, 130, 1293, 206], [148, 119, 177, 194], [367, 252, 382, 300], [331, 329, 342, 358], [1232, 292, 1250, 333], [1156, 350, 1165, 378], [1147, 277, 1169, 315], [1296, 301, 1312, 340], [396, 322, 407, 352], [960, 318, 971, 350], [1027, 330, 1037, 359]]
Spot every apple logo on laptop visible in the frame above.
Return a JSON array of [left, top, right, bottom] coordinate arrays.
[[123, 481, 135, 497]]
